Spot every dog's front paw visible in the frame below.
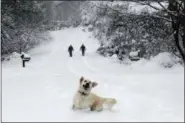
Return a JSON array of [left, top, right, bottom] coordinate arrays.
[[90, 107, 103, 112], [72, 105, 76, 110], [90, 104, 96, 111], [90, 106, 95, 111]]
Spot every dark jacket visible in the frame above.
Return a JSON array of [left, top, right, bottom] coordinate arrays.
[[80, 45, 86, 51], [68, 45, 74, 52]]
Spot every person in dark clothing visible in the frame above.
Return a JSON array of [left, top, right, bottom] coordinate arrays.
[[115, 49, 119, 56], [80, 44, 86, 56], [68, 45, 74, 57]]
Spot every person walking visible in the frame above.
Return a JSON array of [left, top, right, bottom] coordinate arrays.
[[68, 45, 74, 57], [80, 44, 86, 56]]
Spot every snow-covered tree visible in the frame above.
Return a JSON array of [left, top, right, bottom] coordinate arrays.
[[80, 1, 182, 62], [1, 0, 49, 57]]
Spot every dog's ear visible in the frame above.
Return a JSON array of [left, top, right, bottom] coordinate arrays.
[[80, 76, 84, 84], [92, 82, 98, 88]]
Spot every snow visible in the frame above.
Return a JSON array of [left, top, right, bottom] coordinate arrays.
[[8, 52, 21, 59], [21, 52, 31, 58], [129, 51, 139, 57], [91, 1, 168, 14], [150, 52, 182, 68], [112, 1, 168, 14], [2, 27, 184, 122], [128, 2, 168, 14]]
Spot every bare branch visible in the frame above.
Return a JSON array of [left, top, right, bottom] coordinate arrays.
[[156, 0, 178, 16], [138, 1, 161, 11], [140, 0, 184, 17], [175, 0, 185, 16], [94, 2, 172, 22], [151, 14, 172, 22]]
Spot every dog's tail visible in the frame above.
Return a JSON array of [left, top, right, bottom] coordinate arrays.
[[101, 97, 117, 109]]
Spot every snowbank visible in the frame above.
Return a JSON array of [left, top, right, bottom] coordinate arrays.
[[2, 52, 31, 61], [1, 52, 21, 61], [9, 52, 21, 59], [108, 52, 183, 69], [150, 52, 183, 68]]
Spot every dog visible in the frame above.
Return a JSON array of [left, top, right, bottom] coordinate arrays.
[[72, 76, 117, 111]]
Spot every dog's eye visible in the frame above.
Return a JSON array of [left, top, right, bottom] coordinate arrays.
[[84, 80, 87, 83]]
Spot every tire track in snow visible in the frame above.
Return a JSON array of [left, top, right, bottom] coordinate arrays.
[[68, 54, 127, 91], [67, 59, 83, 77], [81, 56, 126, 80], [62, 52, 125, 84], [81, 57, 101, 72], [66, 58, 125, 95]]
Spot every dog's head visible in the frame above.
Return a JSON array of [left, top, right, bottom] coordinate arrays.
[[78, 76, 98, 93]]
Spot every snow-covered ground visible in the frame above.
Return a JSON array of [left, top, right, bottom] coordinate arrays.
[[2, 27, 184, 122]]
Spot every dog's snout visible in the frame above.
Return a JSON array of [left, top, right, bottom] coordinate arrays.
[[85, 83, 90, 87], [83, 82, 90, 89]]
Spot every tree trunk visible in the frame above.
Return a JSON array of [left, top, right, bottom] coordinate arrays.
[[20, 42, 22, 54], [169, 0, 185, 62], [174, 26, 185, 61], [182, 1, 185, 61]]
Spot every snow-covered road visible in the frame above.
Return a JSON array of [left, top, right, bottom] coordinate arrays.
[[2, 27, 184, 122]]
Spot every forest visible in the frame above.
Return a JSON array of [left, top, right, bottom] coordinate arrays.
[[1, 0, 185, 63]]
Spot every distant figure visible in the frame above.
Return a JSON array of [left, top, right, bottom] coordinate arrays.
[[115, 49, 119, 56], [80, 44, 86, 56], [68, 45, 74, 57]]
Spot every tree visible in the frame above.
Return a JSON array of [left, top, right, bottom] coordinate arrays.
[[139, 0, 185, 61], [80, 1, 174, 59], [1, 0, 48, 56], [81, 1, 184, 62]]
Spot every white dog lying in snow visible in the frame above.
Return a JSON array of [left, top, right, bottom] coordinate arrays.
[[72, 76, 117, 111]]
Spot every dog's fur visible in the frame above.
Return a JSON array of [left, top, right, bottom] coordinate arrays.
[[72, 76, 117, 111]]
